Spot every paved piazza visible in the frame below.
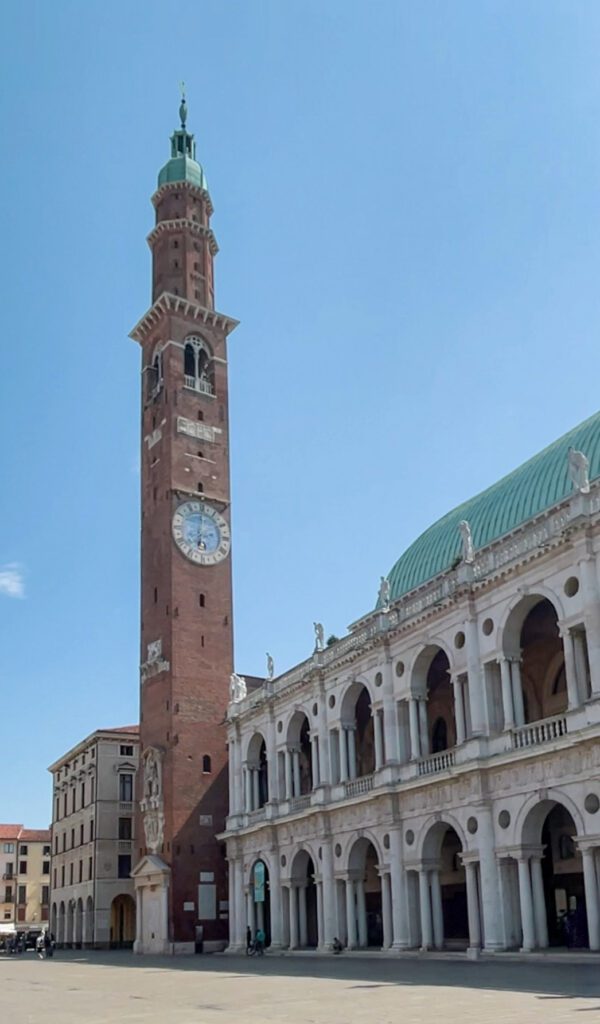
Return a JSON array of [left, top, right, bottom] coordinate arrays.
[[2, 952, 600, 1024]]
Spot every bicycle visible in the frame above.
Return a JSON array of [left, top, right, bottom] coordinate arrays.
[[245, 940, 264, 957]]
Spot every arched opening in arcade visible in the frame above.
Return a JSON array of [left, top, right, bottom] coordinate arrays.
[[247, 859, 271, 946], [85, 895, 94, 946], [347, 837, 383, 948], [517, 799, 590, 950], [57, 901, 65, 947], [502, 595, 590, 726], [419, 822, 469, 949], [340, 682, 375, 779], [288, 849, 318, 948], [75, 897, 83, 948], [285, 712, 313, 798], [246, 731, 269, 810], [412, 646, 456, 756], [66, 900, 74, 947], [50, 903, 57, 941], [110, 894, 136, 948]]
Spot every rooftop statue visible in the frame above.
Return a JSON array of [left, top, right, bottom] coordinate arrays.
[[314, 622, 324, 651], [378, 576, 391, 611], [229, 672, 247, 703], [266, 652, 274, 680], [458, 520, 474, 564], [568, 447, 590, 495]]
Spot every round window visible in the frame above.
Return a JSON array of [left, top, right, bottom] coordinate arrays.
[[375, 672, 383, 687], [454, 631, 466, 650], [564, 576, 580, 598], [482, 617, 494, 636], [395, 661, 405, 678]]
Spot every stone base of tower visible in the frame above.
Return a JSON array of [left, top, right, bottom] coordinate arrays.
[[132, 855, 172, 955]]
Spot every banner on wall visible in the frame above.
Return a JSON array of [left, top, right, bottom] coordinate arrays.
[[254, 860, 265, 903]]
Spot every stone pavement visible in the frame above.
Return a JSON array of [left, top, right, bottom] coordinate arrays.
[[1, 950, 600, 1024]]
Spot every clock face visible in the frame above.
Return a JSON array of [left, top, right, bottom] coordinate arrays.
[[172, 501, 231, 565]]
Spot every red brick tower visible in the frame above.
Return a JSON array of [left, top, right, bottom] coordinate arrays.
[[130, 95, 238, 954]]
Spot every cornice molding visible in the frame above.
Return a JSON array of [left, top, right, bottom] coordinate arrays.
[[129, 291, 239, 344]]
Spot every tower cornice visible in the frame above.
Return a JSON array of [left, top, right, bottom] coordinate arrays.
[[129, 291, 239, 344], [147, 218, 219, 256], [151, 180, 214, 216]]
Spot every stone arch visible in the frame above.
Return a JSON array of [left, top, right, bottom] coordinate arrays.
[[288, 847, 318, 948], [516, 789, 585, 848], [247, 856, 272, 947], [409, 639, 455, 694], [245, 730, 269, 807], [346, 834, 383, 948], [499, 588, 565, 657], [418, 813, 469, 861], [284, 709, 313, 795], [339, 679, 375, 778], [340, 677, 374, 724], [411, 644, 455, 754], [417, 816, 469, 949], [343, 830, 385, 872], [110, 894, 136, 948]]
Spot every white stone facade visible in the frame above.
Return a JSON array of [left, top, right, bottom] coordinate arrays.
[[48, 727, 139, 948], [223, 485, 600, 955]]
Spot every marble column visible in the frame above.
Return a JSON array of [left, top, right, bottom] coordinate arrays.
[[318, 697, 331, 784], [452, 676, 466, 745], [560, 628, 581, 710], [310, 734, 320, 787], [580, 555, 600, 697], [246, 888, 256, 935], [573, 630, 590, 703], [499, 657, 515, 729], [383, 660, 400, 763], [419, 869, 433, 949], [374, 709, 384, 769], [510, 659, 526, 727], [465, 616, 485, 734], [316, 882, 324, 948], [289, 885, 299, 949], [389, 829, 409, 948], [266, 714, 277, 802], [285, 749, 293, 800], [430, 870, 444, 949], [418, 699, 429, 757], [530, 857, 548, 948], [381, 872, 393, 949], [347, 727, 357, 779], [292, 748, 301, 797], [409, 698, 421, 759], [298, 885, 308, 947], [517, 858, 535, 952], [228, 740, 236, 816], [244, 766, 253, 812], [321, 841, 336, 948], [270, 856, 282, 948], [252, 769, 260, 811], [345, 878, 357, 948], [356, 879, 368, 947], [339, 728, 349, 783], [465, 862, 481, 949], [582, 848, 600, 951]]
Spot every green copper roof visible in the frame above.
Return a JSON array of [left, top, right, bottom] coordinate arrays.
[[157, 94, 208, 191], [385, 409, 600, 603]]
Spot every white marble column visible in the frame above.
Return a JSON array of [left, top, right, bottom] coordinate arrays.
[[409, 698, 421, 759], [465, 862, 481, 950], [476, 807, 504, 949], [580, 555, 600, 697], [356, 879, 367, 947], [510, 659, 526, 727], [430, 870, 444, 949], [339, 728, 349, 782], [244, 766, 252, 812], [347, 727, 357, 779], [573, 630, 590, 702], [270, 856, 282, 948], [389, 830, 409, 948], [418, 699, 429, 756], [292, 749, 301, 797], [321, 841, 336, 948], [266, 714, 277, 802], [517, 858, 535, 952], [374, 708, 384, 769], [298, 885, 308, 947], [383, 660, 400, 762], [289, 885, 299, 949], [582, 848, 600, 951], [498, 657, 515, 729], [465, 616, 485, 734], [381, 872, 393, 949], [284, 749, 293, 799], [560, 628, 581, 710], [318, 696, 330, 784], [252, 769, 260, 811], [419, 869, 433, 949], [310, 734, 320, 787], [246, 888, 255, 935], [316, 882, 324, 948], [530, 857, 548, 948], [345, 878, 357, 948], [228, 740, 236, 816], [452, 675, 466, 745]]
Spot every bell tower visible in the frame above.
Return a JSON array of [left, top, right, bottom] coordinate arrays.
[[130, 95, 238, 954]]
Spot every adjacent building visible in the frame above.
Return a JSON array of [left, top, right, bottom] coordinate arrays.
[[223, 415, 600, 956], [48, 726, 139, 948], [0, 824, 50, 937]]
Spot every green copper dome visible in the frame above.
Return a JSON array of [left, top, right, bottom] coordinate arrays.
[[385, 409, 600, 603], [157, 94, 208, 192]]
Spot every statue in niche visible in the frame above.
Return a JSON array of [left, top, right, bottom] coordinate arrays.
[[140, 746, 164, 855], [378, 576, 391, 610], [229, 672, 247, 703], [266, 652, 274, 680], [313, 622, 324, 651], [458, 520, 474, 564], [568, 447, 590, 494], [142, 747, 162, 805]]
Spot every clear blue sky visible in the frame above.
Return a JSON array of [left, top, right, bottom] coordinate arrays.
[[2, 1, 600, 826]]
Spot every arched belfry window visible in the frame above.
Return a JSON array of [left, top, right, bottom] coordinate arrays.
[[147, 346, 163, 400], [183, 335, 214, 396]]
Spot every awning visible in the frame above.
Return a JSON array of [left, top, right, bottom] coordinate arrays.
[[0, 923, 16, 934]]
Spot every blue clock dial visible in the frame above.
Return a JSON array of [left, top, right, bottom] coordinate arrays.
[[172, 501, 231, 565]]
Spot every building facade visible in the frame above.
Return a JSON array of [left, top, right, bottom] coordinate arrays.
[[48, 726, 139, 948], [0, 824, 50, 938], [224, 414, 600, 955], [130, 96, 236, 954]]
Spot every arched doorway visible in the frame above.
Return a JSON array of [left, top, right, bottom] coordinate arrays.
[[347, 837, 383, 948], [110, 894, 136, 948], [286, 712, 313, 796], [340, 682, 374, 779], [421, 822, 469, 949], [520, 799, 589, 949], [411, 645, 456, 757], [248, 860, 271, 946], [289, 850, 318, 948], [246, 731, 269, 810], [85, 895, 94, 946]]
